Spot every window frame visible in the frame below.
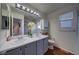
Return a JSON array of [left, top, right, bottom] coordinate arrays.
[[59, 11, 77, 32]]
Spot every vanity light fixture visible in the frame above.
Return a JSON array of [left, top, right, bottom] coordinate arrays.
[[27, 8, 30, 12], [30, 10, 34, 14], [16, 3, 21, 8], [38, 25, 41, 29], [36, 13, 39, 16], [34, 11, 37, 15], [22, 6, 26, 10], [35, 12, 40, 17], [16, 3, 40, 17], [34, 11, 40, 17]]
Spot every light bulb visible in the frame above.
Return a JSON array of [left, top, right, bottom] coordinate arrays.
[[16, 4, 21, 8], [34, 11, 36, 15], [22, 6, 26, 10], [36, 13, 39, 16], [30, 10, 33, 13], [27, 8, 30, 12], [36, 13, 40, 17], [38, 25, 41, 29]]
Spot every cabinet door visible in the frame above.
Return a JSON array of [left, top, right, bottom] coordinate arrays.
[[24, 45, 28, 55], [25, 42, 37, 55], [5, 47, 22, 55], [36, 39, 43, 55], [20, 46, 26, 55], [43, 38, 48, 53]]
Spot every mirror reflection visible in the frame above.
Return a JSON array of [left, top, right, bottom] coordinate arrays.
[[24, 16, 36, 37], [13, 18, 22, 36]]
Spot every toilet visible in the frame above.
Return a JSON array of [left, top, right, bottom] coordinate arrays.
[[48, 39, 55, 49]]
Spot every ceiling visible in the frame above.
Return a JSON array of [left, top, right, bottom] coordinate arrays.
[[29, 3, 78, 15]]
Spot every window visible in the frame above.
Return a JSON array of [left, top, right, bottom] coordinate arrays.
[[60, 19, 72, 28], [59, 11, 74, 31]]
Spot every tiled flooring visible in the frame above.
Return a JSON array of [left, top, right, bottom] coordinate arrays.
[[44, 46, 73, 55]]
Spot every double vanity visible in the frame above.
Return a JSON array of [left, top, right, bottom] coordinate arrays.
[[0, 35, 48, 55]]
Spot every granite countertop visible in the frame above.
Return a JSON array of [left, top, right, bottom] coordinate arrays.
[[0, 34, 48, 52]]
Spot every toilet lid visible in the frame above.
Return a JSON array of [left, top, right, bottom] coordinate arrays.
[[48, 40, 55, 43]]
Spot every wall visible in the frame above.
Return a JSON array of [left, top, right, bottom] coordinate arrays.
[[47, 4, 79, 54]]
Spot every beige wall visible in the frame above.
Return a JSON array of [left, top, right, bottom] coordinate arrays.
[[47, 4, 79, 54]]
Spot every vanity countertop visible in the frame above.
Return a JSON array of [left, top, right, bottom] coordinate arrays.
[[0, 34, 48, 52]]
